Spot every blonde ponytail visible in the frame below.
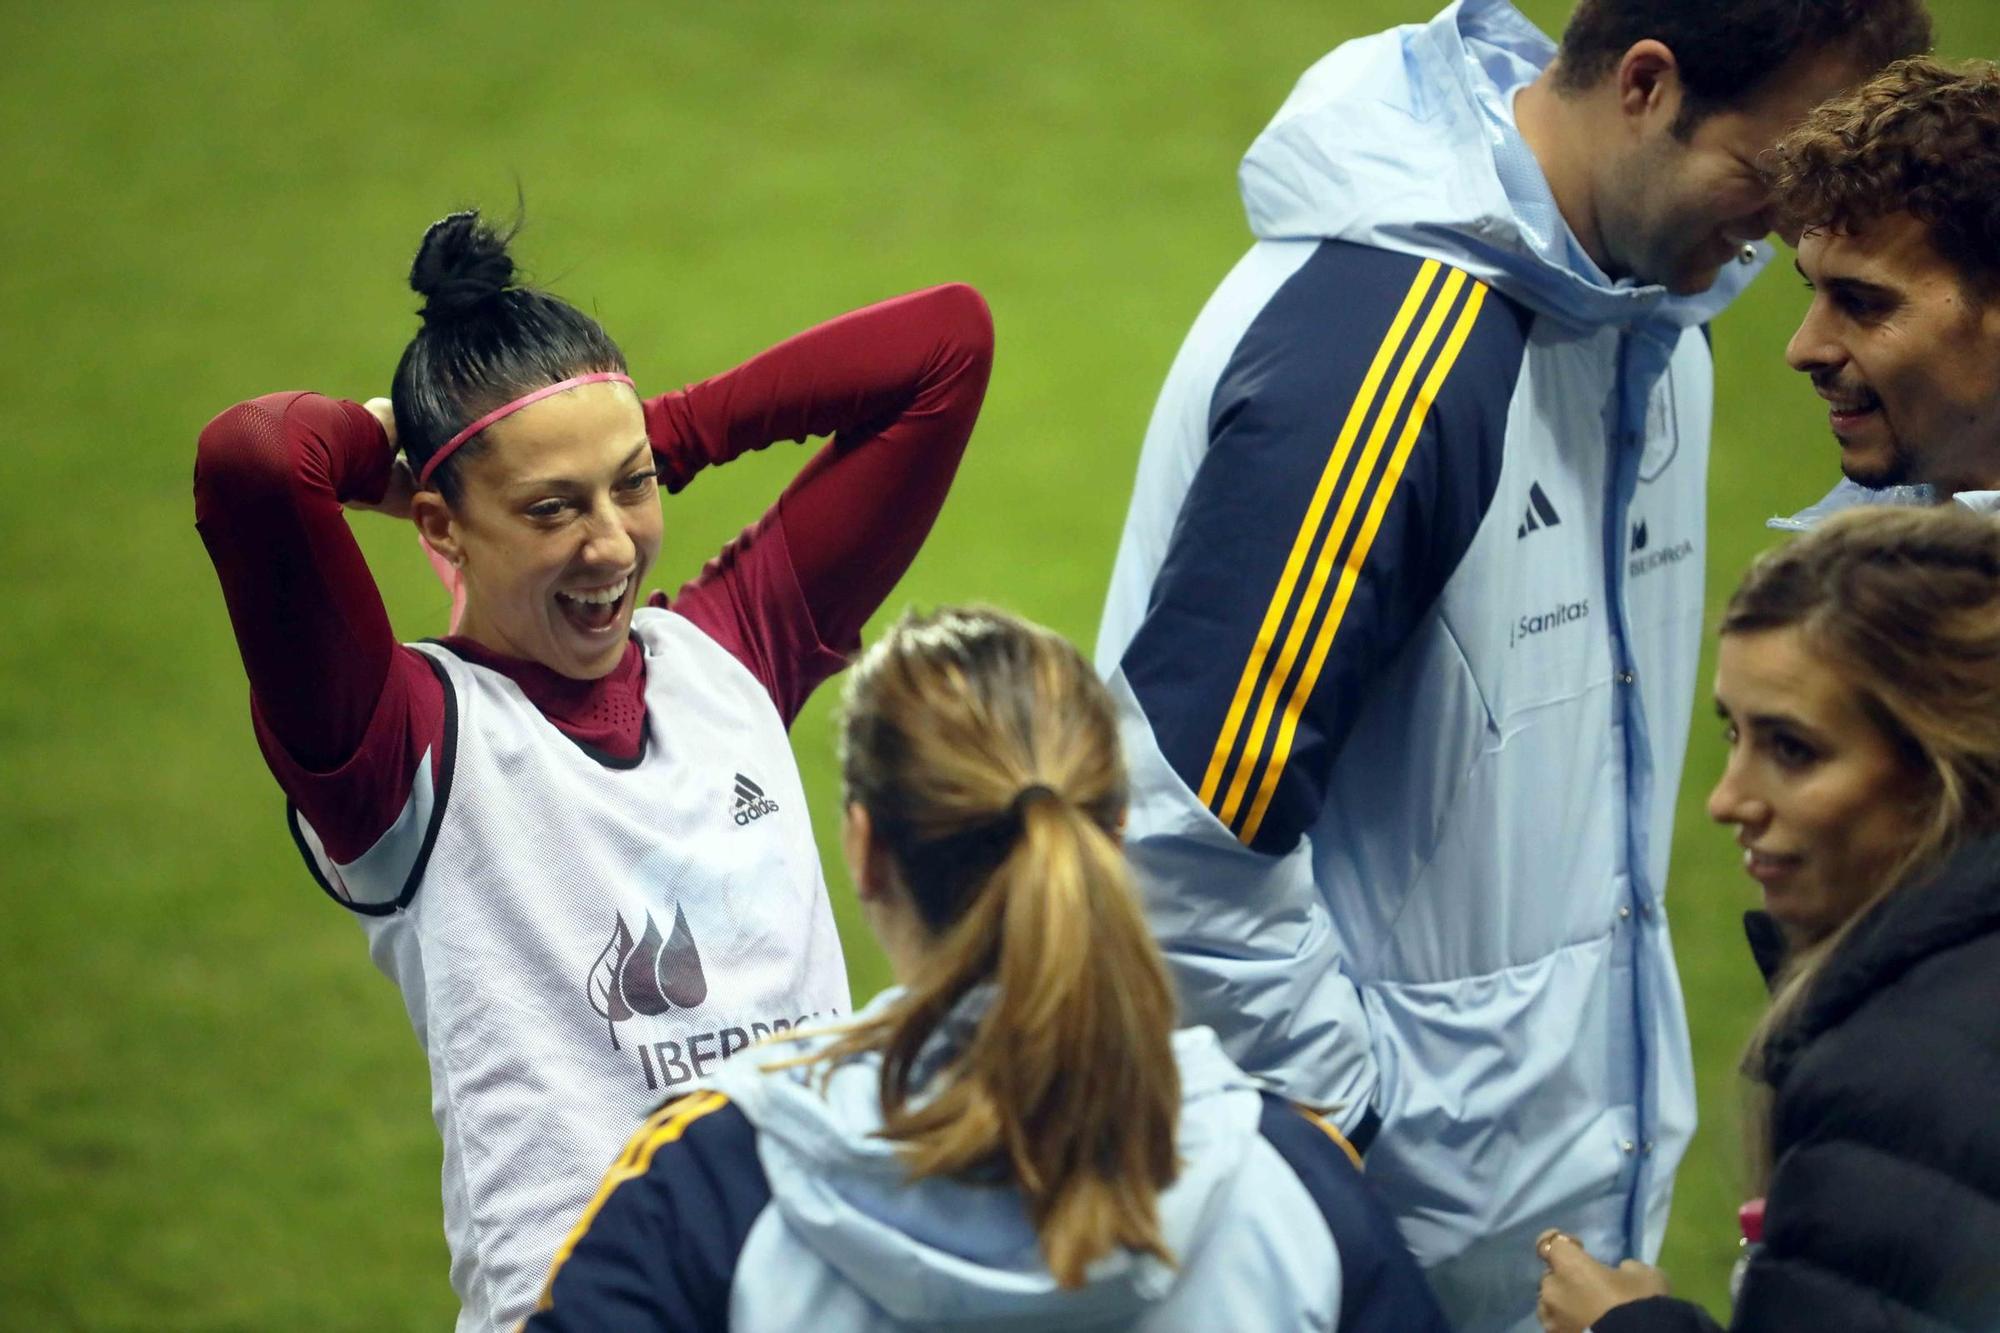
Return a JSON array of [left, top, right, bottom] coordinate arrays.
[[810, 607, 1181, 1287]]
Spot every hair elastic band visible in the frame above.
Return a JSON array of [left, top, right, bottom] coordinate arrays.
[[417, 371, 636, 485], [1008, 783, 1061, 821]]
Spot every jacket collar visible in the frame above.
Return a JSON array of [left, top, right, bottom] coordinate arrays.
[[1769, 479, 2000, 533], [1235, 0, 1763, 333], [1742, 910, 1787, 990], [1756, 834, 2000, 1082]]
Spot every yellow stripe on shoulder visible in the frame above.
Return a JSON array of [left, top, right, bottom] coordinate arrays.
[[534, 1090, 733, 1313], [1294, 1103, 1365, 1173], [1196, 259, 1443, 816]]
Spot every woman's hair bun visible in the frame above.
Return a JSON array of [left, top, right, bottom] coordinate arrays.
[[409, 210, 517, 322]]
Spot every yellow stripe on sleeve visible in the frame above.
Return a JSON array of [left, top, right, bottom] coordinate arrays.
[[1295, 1104, 1366, 1172], [1195, 260, 1442, 811], [1237, 281, 1490, 846], [534, 1090, 732, 1313], [1216, 268, 1470, 830]]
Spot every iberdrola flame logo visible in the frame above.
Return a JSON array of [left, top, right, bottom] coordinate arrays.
[[587, 905, 708, 1049]]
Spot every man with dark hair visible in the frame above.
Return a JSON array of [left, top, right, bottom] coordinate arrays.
[[1771, 59, 2000, 514], [1522, 0, 1935, 296], [1554, 0, 1936, 127], [1095, 2, 1929, 1329]]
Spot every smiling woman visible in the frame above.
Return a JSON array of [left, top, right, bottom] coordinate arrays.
[[190, 209, 993, 1332], [414, 376, 661, 679], [1536, 505, 2000, 1333], [1707, 624, 1923, 942], [387, 215, 661, 680]]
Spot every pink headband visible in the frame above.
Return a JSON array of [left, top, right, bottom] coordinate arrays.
[[417, 372, 636, 485]]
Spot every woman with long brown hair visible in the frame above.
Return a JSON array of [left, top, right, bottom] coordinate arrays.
[[1536, 505, 2000, 1332], [530, 607, 1449, 1330]]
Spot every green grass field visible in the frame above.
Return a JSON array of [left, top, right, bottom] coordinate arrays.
[[4, 3, 1995, 1327]]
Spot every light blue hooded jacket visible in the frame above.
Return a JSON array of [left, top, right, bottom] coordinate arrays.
[[528, 991, 1448, 1332], [1095, 3, 1767, 1328]]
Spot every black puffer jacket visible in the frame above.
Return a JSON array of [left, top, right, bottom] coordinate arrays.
[[1598, 837, 2000, 1332]]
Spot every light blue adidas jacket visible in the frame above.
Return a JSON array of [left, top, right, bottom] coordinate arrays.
[[1095, 4, 1767, 1328], [529, 991, 1449, 1332]]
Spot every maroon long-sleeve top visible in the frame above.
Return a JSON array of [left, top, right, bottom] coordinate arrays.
[[195, 284, 994, 864]]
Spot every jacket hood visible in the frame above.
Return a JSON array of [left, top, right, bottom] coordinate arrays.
[[708, 990, 1267, 1328], [1239, 0, 1765, 332]]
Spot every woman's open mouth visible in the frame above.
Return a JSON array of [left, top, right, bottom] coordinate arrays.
[[555, 574, 632, 636]]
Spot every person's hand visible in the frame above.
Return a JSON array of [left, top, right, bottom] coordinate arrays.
[[361, 395, 398, 450], [1535, 1229, 1669, 1333], [347, 397, 416, 520]]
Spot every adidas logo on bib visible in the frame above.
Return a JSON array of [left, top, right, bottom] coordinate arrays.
[[733, 772, 779, 825]]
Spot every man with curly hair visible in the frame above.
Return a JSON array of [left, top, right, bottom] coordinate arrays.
[[1775, 58, 2000, 513]]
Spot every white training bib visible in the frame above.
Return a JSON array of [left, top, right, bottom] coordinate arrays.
[[291, 607, 850, 1332]]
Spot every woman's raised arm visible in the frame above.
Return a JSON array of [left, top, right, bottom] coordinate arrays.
[[654, 284, 994, 720], [194, 392, 445, 860]]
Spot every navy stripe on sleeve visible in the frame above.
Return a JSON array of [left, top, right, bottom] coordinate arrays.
[[529, 1095, 771, 1332], [1121, 240, 1527, 853], [1257, 1092, 1451, 1333]]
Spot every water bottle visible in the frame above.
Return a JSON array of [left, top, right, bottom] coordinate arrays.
[[1729, 1198, 1766, 1301]]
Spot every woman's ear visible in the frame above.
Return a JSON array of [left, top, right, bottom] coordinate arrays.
[[412, 490, 464, 569], [842, 802, 884, 903], [845, 800, 928, 984]]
